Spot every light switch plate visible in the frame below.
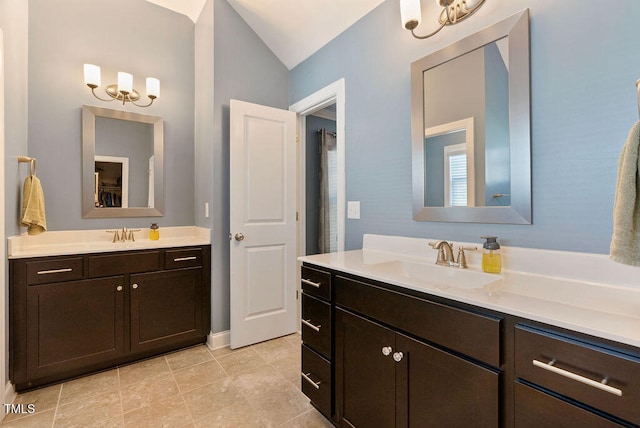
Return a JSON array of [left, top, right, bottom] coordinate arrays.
[[347, 201, 360, 219]]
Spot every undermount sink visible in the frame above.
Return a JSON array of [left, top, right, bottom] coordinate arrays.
[[366, 260, 500, 290]]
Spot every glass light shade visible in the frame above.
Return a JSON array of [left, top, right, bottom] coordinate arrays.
[[84, 64, 101, 87], [117, 72, 133, 94], [146, 77, 160, 98], [400, 0, 422, 28]]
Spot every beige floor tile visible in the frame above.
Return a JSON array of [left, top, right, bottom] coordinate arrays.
[[270, 348, 301, 386], [230, 364, 288, 396], [58, 370, 120, 406], [216, 348, 268, 377], [118, 356, 171, 387], [166, 345, 213, 372], [193, 402, 265, 428], [0, 409, 55, 427], [54, 390, 123, 428], [284, 333, 302, 347], [123, 396, 192, 428], [182, 378, 247, 421], [281, 409, 334, 428], [173, 360, 228, 393], [2, 384, 61, 423], [249, 381, 312, 427], [251, 337, 299, 363], [120, 373, 180, 413]]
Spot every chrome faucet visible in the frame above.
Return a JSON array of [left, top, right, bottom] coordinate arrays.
[[429, 241, 477, 269]]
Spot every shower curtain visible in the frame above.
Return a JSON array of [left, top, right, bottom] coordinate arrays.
[[318, 129, 337, 253]]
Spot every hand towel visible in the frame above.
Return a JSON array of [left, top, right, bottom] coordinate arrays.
[[20, 175, 47, 235], [610, 121, 640, 266]]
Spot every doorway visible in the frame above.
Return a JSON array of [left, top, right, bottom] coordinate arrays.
[[290, 78, 346, 259]]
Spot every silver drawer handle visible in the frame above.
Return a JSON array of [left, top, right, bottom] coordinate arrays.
[[532, 359, 623, 397], [301, 372, 321, 389], [301, 278, 321, 288], [301, 319, 321, 332], [174, 256, 197, 262], [37, 268, 73, 275]]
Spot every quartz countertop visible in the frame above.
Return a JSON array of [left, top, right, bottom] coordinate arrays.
[[8, 226, 211, 259], [299, 235, 640, 349]]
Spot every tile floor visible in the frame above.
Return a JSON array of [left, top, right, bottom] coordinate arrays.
[[1, 334, 333, 427]]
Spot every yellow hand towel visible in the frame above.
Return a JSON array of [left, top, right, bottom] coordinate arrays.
[[610, 121, 640, 266], [20, 175, 47, 235]]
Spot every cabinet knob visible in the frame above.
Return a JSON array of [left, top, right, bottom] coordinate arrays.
[[116, 285, 123, 292], [132, 283, 139, 289], [393, 352, 404, 362], [382, 346, 393, 356]]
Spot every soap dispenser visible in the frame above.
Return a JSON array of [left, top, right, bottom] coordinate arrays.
[[150, 223, 159, 241], [481, 236, 501, 274]]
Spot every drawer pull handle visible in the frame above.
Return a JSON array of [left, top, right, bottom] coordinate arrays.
[[37, 268, 73, 275], [301, 278, 321, 288], [532, 359, 623, 397], [174, 256, 197, 262], [301, 372, 321, 389], [301, 319, 321, 332]]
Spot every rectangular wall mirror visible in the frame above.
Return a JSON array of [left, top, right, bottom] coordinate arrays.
[[82, 105, 164, 218], [411, 9, 531, 224]]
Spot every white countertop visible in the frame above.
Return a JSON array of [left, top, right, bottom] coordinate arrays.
[[298, 234, 640, 349], [8, 226, 211, 258]]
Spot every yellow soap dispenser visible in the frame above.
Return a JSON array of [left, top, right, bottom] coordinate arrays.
[[150, 223, 159, 241], [481, 236, 501, 274]]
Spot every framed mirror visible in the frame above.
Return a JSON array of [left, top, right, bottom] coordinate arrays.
[[411, 10, 531, 224], [82, 105, 164, 218]]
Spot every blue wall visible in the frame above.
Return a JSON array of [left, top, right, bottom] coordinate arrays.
[[291, 0, 640, 254]]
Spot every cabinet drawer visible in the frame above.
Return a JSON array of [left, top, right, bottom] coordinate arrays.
[[301, 265, 331, 301], [165, 248, 203, 269], [26, 257, 84, 285], [515, 325, 640, 425], [335, 275, 501, 367], [515, 382, 623, 427], [302, 293, 331, 359], [302, 344, 332, 419], [88, 251, 160, 277]]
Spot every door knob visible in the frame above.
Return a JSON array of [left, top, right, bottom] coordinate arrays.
[[382, 346, 393, 356], [234, 232, 245, 241], [393, 352, 404, 362]]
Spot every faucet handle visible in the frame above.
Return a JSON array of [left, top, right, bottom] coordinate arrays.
[[128, 229, 141, 242], [106, 230, 120, 243], [456, 246, 478, 269]]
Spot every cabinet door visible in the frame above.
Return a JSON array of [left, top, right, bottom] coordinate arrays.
[[26, 276, 125, 381], [396, 333, 500, 428], [336, 308, 396, 428], [130, 268, 203, 353]]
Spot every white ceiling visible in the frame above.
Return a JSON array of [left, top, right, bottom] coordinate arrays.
[[145, 0, 386, 70]]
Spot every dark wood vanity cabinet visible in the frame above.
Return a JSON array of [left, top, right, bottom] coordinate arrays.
[[334, 276, 500, 428], [10, 246, 211, 391], [300, 265, 333, 421]]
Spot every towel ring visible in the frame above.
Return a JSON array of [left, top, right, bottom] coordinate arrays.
[[18, 156, 37, 176]]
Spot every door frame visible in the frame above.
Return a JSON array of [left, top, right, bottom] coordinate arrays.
[[0, 28, 8, 408], [290, 78, 346, 259]]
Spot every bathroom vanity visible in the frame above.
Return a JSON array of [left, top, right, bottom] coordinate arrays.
[[8, 228, 211, 391], [299, 235, 640, 427]]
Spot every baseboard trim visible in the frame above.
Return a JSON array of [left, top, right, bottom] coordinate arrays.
[[3, 381, 16, 417], [206, 330, 230, 351]]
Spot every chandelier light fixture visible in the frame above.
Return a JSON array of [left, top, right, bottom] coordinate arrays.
[[400, 0, 486, 39], [83, 64, 160, 107]]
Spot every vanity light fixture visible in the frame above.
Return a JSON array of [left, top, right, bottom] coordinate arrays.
[[83, 64, 160, 108], [400, 0, 485, 39]]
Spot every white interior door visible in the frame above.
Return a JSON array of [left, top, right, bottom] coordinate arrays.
[[229, 99, 297, 349]]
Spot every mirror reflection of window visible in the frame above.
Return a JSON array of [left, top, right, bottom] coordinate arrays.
[[445, 144, 468, 207]]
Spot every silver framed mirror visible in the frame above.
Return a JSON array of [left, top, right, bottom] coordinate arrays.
[[82, 105, 164, 218], [411, 9, 531, 224]]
